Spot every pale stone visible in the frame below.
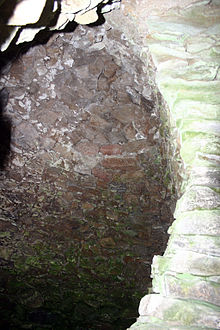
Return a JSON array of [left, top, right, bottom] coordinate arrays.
[[86, 0, 106, 12], [61, 0, 91, 14], [8, 0, 47, 26], [166, 234, 220, 257], [178, 119, 220, 139], [189, 167, 220, 189], [153, 251, 220, 276], [50, 13, 70, 31], [138, 294, 220, 328], [172, 100, 220, 121], [174, 186, 220, 216], [180, 134, 220, 166], [169, 210, 220, 236], [193, 152, 220, 168], [16, 27, 45, 44], [74, 8, 98, 24], [101, 1, 121, 13], [154, 273, 220, 306]]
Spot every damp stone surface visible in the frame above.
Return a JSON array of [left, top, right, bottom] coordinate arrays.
[[0, 20, 173, 330]]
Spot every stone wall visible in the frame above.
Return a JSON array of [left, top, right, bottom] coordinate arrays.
[[105, 0, 220, 328], [0, 1, 174, 328], [0, 0, 220, 329]]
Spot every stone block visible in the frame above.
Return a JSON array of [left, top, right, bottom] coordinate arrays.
[[152, 250, 220, 277], [99, 144, 122, 155], [166, 234, 220, 257], [75, 8, 98, 25], [178, 119, 220, 139], [172, 100, 220, 121], [180, 133, 220, 166], [138, 294, 220, 329], [169, 210, 220, 236], [111, 104, 141, 124], [153, 273, 220, 306], [188, 167, 220, 189], [91, 167, 112, 183], [121, 140, 153, 154], [7, 0, 47, 26], [75, 141, 99, 156], [158, 78, 220, 113], [174, 186, 220, 216], [101, 157, 139, 170]]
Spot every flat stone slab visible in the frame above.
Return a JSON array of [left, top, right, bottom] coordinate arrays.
[[152, 272, 220, 306], [188, 167, 220, 189], [169, 210, 220, 236], [172, 100, 220, 121], [180, 134, 220, 166], [179, 119, 220, 138], [166, 234, 220, 257], [129, 320, 217, 330], [193, 152, 220, 168], [152, 250, 220, 277], [174, 186, 220, 216], [137, 294, 220, 329]]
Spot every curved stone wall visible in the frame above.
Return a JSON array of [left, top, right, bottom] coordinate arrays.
[[108, 0, 220, 328], [0, 0, 220, 329]]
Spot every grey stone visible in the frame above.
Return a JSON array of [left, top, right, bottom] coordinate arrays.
[[153, 251, 220, 276], [166, 234, 220, 257], [174, 186, 220, 216], [138, 294, 220, 329], [169, 210, 220, 236], [153, 272, 220, 306]]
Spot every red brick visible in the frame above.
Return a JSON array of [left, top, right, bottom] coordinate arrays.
[[101, 157, 139, 170], [100, 144, 122, 155], [121, 140, 152, 154], [92, 167, 112, 183]]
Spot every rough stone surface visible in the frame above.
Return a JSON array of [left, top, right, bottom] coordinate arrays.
[[137, 294, 220, 329], [0, 17, 173, 329], [0, 0, 220, 329], [103, 0, 220, 329]]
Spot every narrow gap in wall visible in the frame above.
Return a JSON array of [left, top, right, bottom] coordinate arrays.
[[0, 16, 174, 330]]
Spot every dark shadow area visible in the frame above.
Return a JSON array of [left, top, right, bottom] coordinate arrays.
[[0, 0, 18, 24], [0, 87, 11, 170]]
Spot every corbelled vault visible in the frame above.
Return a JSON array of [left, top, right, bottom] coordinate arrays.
[[0, 1, 220, 329]]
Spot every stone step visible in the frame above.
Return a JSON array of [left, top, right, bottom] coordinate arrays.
[[174, 186, 220, 216], [135, 294, 220, 329], [180, 134, 220, 166], [178, 119, 220, 139], [161, 61, 219, 82], [129, 321, 215, 330], [152, 272, 220, 306], [165, 234, 220, 257], [172, 100, 220, 121], [152, 250, 220, 277], [156, 79, 220, 117], [192, 152, 220, 168], [188, 168, 220, 189], [169, 210, 220, 236]]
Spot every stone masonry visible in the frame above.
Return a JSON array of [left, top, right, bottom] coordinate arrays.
[[106, 0, 220, 329], [0, 0, 220, 329]]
